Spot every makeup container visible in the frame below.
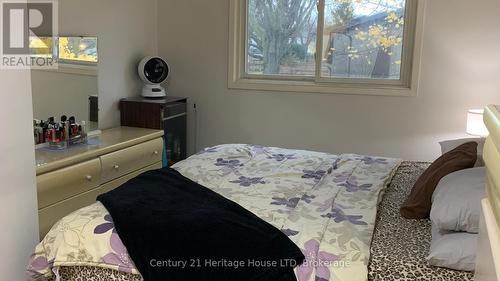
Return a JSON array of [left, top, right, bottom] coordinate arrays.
[[48, 121, 67, 150], [34, 115, 89, 149], [67, 118, 88, 146], [34, 120, 45, 145]]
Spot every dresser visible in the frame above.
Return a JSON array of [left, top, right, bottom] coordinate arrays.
[[35, 127, 164, 238]]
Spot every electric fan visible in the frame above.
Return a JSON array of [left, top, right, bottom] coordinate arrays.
[[138, 56, 170, 98]]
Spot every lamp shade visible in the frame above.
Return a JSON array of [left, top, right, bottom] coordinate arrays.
[[466, 109, 488, 137]]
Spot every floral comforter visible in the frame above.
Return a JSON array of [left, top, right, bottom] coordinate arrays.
[[27, 144, 401, 281]]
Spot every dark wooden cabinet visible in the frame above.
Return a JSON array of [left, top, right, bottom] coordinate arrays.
[[120, 96, 187, 166]]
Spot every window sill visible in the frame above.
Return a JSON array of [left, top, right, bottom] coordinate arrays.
[[228, 77, 417, 97]]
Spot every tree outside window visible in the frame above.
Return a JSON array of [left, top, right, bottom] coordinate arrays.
[[246, 0, 406, 80]]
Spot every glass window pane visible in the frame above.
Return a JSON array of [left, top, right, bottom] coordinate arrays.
[[321, 0, 406, 80], [246, 0, 318, 76], [29, 36, 55, 58], [58, 37, 98, 63]]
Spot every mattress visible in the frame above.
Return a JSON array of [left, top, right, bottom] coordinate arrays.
[[29, 144, 402, 281], [31, 159, 475, 281]]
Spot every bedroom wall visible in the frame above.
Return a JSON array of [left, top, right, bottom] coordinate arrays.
[[59, 0, 158, 129], [157, 0, 500, 161], [0, 70, 39, 279], [0, 1, 158, 279]]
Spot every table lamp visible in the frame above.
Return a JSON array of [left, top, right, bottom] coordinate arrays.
[[466, 109, 489, 137]]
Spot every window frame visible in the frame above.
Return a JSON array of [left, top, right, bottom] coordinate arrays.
[[228, 0, 426, 96]]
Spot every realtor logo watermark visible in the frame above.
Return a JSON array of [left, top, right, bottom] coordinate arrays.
[[1, 0, 58, 69]]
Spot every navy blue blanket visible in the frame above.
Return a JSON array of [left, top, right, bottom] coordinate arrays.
[[97, 168, 304, 281]]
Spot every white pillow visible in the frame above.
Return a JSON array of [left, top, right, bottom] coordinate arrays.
[[430, 167, 485, 233], [439, 138, 485, 167], [427, 224, 477, 271]]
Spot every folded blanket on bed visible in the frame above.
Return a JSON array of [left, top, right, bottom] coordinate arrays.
[[96, 167, 305, 281]]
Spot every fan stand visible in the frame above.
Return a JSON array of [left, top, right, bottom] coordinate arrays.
[[141, 84, 166, 98]]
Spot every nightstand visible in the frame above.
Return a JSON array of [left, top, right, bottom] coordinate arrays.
[[120, 96, 187, 166]]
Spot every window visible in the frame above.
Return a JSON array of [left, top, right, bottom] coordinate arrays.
[[29, 37, 55, 58], [29, 36, 98, 64], [29, 36, 98, 75], [229, 0, 424, 96], [58, 37, 98, 64]]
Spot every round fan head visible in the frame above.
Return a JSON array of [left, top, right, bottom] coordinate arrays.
[[138, 56, 169, 85]]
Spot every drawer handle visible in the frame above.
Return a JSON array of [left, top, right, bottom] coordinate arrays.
[[85, 175, 93, 181], [153, 151, 159, 155], [113, 165, 120, 170]]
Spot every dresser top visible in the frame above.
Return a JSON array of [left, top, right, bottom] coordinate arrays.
[[35, 126, 163, 175], [120, 96, 187, 104]]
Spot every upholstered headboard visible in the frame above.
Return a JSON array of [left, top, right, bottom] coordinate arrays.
[[475, 105, 500, 281], [484, 105, 500, 225]]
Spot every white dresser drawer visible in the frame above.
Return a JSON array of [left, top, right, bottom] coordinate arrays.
[[100, 138, 163, 183], [38, 183, 103, 239], [37, 158, 101, 209], [38, 161, 162, 239]]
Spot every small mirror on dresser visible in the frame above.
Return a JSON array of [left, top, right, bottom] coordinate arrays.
[[31, 36, 99, 146]]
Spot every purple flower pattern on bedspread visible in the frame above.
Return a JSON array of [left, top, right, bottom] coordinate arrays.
[[214, 158, 246, 176], [321, 206, 368, 225], [229, 176, 266, 187], [214, 158, 243, 168], [26, 255, 54, 279], [301, 170, 327, 183], [267, 153, 296, 162], [272, 194, 315, 209], [339, 179, 373, 192], [94, 214, 116, 234], [271, 197, 301, 208], [357, 156, 388, 165], [27, 144, 401, 281], [301, 194, 315, 203], [101, 233, 136, 273], [282, 228, 300, 237], [297, 239, 340, 281], [333, 171, 353, 183]]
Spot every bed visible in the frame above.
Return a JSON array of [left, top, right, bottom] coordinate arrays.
[[475, 105, 500, 281], [27, 143, 480, 281]]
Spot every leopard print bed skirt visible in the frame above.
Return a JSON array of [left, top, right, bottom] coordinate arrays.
[[367, 162, 473, 281], [51, 162, 474, 281]]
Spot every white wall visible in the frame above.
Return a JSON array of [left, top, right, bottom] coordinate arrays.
[[0, 69, 39, 280], [31, 70, 97, 121], [0, 1, 158, 279], [58, 0, 158, 129], [157, 0, 500, 161]]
